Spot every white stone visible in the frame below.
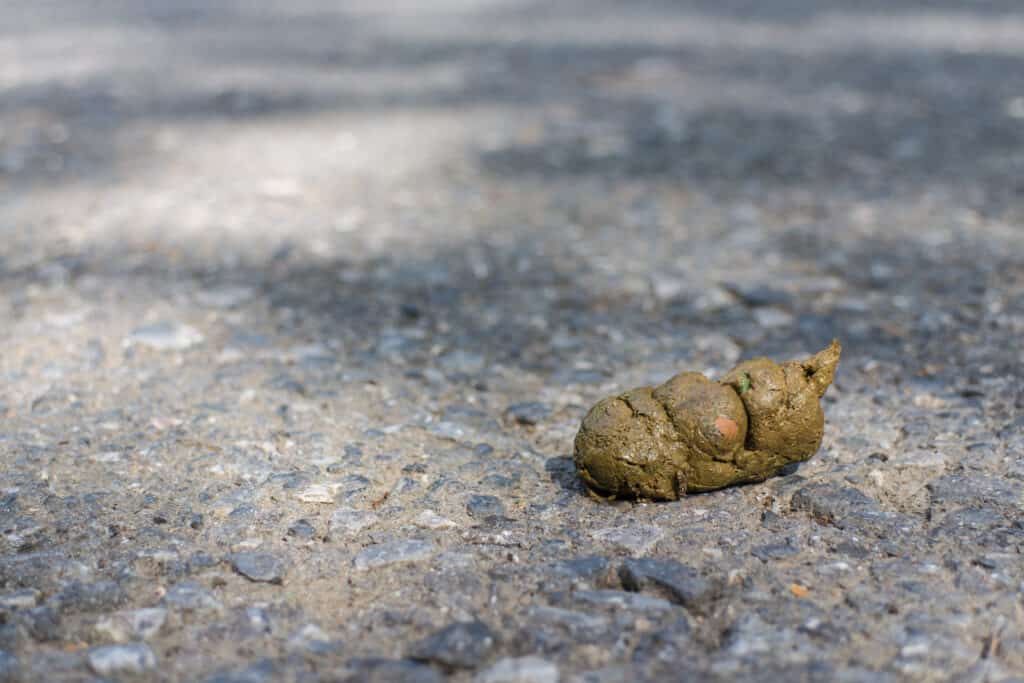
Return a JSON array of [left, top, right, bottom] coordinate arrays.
[[87, 643, 156, 676], [590, 524, 664, 555], [195, 286, 254, 309], [298, 484, 335, 504], [127, 322, 204, 351], [414, 510, 457, 529], [0, 589, 40, 609], [329, 508, 379, 537], [94, 608, 168, 642], [476, 656, 559, 683]]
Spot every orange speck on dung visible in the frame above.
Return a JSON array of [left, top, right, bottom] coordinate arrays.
[[790, 583, 809, 598], [714, 416, 739, 440]]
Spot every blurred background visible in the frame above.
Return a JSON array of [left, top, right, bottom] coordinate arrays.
[[3, 0, 1022, 374]]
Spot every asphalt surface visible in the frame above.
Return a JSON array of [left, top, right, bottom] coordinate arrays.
[[1, 1, 1023, 681]]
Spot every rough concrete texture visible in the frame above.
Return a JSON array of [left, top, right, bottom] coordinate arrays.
[[1, 1, 1023, 681]]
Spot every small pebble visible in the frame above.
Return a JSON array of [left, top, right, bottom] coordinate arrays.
[[126, 322, 204, 351], [230, 552, 286, 584], [505, 402, 550, 426], [409, 620, 496, 670], [353, 540, 435, 571], [475, 656, 559, 683], [329, 508, 379, 538], [87, 643, 157, 676], [466, 494, 505, 518], [415, 510, 457, 530]]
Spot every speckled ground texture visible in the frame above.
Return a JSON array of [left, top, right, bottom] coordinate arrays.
[[2, 1, 1023, 682]]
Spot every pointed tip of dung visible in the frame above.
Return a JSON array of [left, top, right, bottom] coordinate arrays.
[[823, 337, 842, 361], [804, 339, 841, 397]]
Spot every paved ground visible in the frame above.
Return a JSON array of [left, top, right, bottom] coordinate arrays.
[[2, 1, 1023, 681]]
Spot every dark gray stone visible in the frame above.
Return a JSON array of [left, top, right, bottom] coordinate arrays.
[[927, 474, 1021, 509], [727, 283, 794, 308], [791, 483, 877, 524], [791, 483, 918, 539], [466, 494, 505, 518], [287, 519, 317, 539], [0, 494, 16, 518], [832, 540, 870, 559], [342, 658, 444, 683], [480, 473, 518, 489], [338, 474, 373, 497], [188, 552, 218, 572], [618, 558, 717, 612], [930, 506, 1010, 546], [230, 552, 286, 584], [760, 510, 788, 531], [0, 552, 78, 592], [353, 539, 435, 570], [506, 402, 550, 426], [52, 580, 126, 614], [408, 620, 496, 670], [751, 540, 800, 561]]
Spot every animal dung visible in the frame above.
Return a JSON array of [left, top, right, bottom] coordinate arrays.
[[573, 341, 841, 500]]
